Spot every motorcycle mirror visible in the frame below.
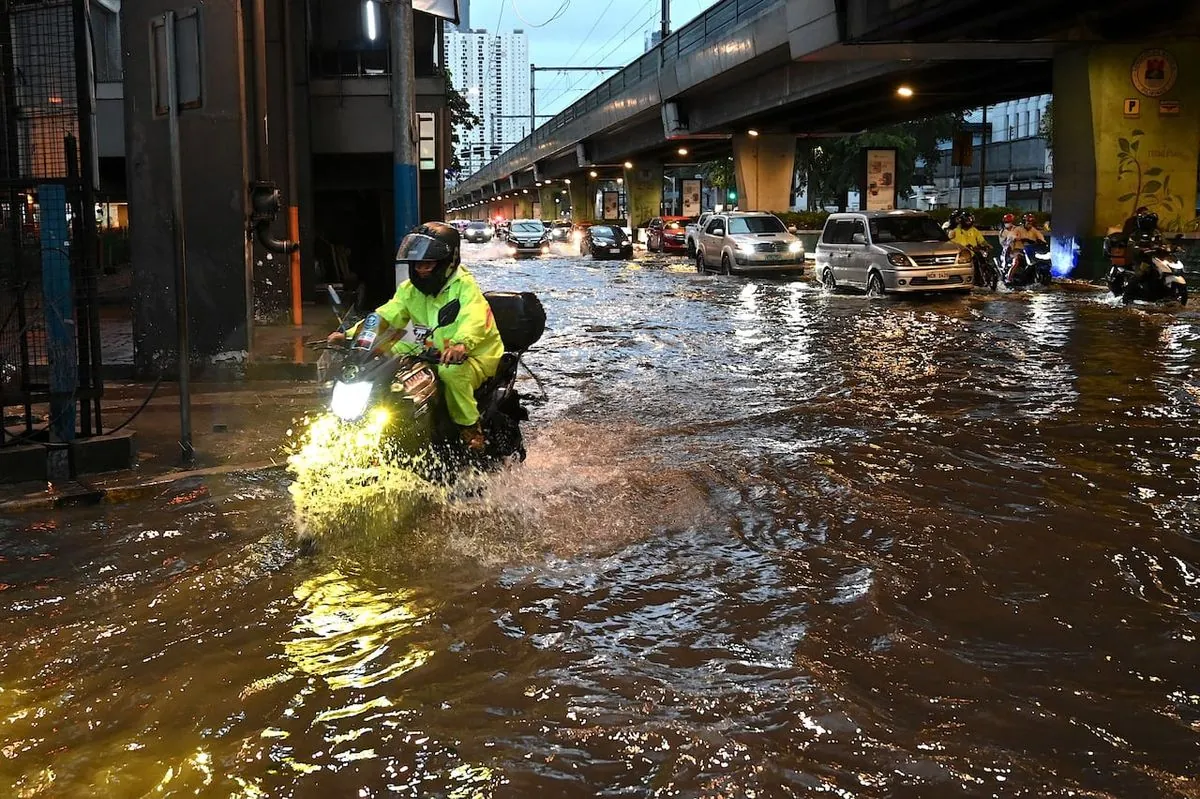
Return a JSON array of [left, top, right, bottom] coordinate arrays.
[[436, 299, 461, 329], [326, 284, 342, 307]]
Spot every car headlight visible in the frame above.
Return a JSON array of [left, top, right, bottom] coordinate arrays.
[[788, 241, 803, 254], [541, 245, 549, 254], [887, 253, 910, 267], [330, 380, 372, 421], [737, 241, 756, 254], [957, 249, 973, 264], [484, 226, 493, 235]]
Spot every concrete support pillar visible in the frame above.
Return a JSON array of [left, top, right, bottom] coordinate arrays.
[[539, 186, 561, 220], [624, 163, 663, 229], [568, 179, 594, 222], [732, 134, 796, 213], [124, 0, 252, 371], [1053, 41, 1199, 278]]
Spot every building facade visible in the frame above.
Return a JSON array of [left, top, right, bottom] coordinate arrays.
[[445, 28, 530, 178]]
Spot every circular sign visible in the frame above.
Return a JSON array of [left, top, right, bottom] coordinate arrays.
[[1131, 49, 1177, 97]]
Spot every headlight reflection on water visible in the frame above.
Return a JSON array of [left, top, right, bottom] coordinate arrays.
[[286, 410, 446, 544]]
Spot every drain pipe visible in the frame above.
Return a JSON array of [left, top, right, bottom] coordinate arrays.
[[282, 0, 303, 323], [249, 0, 297, 255]]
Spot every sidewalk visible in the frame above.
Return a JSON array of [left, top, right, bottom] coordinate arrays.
[[0, 380, 325, 512]]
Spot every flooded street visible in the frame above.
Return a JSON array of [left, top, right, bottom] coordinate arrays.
[[3, 249, 1199, 797]]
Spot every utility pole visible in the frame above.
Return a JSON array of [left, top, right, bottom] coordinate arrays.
[[979, 104, 988, 208], [529, 63, 535, 136], [391, 0, 419, 249], [661, 0, 670, 41]]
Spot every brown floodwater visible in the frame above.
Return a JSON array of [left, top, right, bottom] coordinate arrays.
[[2, 252, 1198, 797]]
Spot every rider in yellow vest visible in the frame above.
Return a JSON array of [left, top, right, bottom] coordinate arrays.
[[328, 222, 503, 449]]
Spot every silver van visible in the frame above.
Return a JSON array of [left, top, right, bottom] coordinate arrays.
[[814, 210, 973, 294]]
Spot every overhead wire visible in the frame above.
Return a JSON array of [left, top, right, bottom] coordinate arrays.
[[536, 0, 618, 98], [538, 4, 662, 113], [509, 0, 570, 28]]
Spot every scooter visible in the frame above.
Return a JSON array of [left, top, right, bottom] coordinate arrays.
[[314, 289, 546, 472], [1003, 240, 1053, 288], [968, 245, 998, 290], [1106, 234, 1188, 305]]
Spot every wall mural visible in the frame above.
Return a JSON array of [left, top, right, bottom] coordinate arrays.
[[1116, 128, 1191, 230]]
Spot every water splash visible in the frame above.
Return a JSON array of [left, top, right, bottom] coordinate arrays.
[[286, 411, 448, 547], [1050, 234, 1081, 278]]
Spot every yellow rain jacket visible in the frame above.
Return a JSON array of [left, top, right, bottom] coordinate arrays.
[[950, 225, 988, 250], [371, 265, 503, 426]]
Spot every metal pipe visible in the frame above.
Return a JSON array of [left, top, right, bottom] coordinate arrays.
[[390, 0, 419, 248], [165, 10, 194, 464], [282, 0, 302, 325], [529, 63, 535, 136], [979, 103, 988, 208], [252, 0, 269, 180]]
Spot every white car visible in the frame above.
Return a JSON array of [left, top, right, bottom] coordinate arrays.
[[695, 212, 805, 276], [685, 212, 713, 257]]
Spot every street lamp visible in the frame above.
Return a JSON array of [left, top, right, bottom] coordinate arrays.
[[677, 147, 688, 156], [564, 178, 572, 184], [589, 170, 598, 178], [623, 161, 633, 169], [747, 128, 759, 137], [896, 85, 914, 98]]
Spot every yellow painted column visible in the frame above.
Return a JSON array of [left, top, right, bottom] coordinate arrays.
[[732, 134, 795, 213], [1053, 41, 1200, 276], [623, 163, 663, 230], [568, 178, 594, 222]]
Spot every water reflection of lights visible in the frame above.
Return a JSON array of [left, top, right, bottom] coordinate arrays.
[[1049, 235, 1080, 278], [287, 570, 431, 690]]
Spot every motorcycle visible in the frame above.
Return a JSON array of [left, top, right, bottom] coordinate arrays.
[[1105, 233, 1188, 305], [1003, 240, 1053, 288], [968, 244, 998, 290], [315, 289, 546, 474]]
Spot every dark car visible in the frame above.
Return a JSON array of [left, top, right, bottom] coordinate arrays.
[[504, 219, 550, 257], [646, 216, 696, 253], [581, 224, 634, 260], [463, 220, 495, 243]]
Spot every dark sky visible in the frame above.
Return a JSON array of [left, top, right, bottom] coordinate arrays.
[[464, 0, 715, 116]]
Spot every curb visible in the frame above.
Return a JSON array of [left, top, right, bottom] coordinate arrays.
[[0, 460, 289, 515]]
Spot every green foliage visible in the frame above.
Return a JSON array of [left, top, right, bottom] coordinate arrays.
[[774, 211, 831, 230], [772, 206, 1048, 232], [698, 158, 735, 191], [444, 69, 482, 180], [798, 111, 965, 208], [1039, 100, 1053, 153]]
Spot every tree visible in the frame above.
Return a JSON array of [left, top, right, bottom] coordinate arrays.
[[1039, 100, 1053, 154], [797, 111, 965, 209], [699, 157, 735, 192], [444, 69, 482, 182]]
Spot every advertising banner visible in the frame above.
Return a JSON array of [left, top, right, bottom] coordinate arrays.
[[864, 148, 897, 211], [682, 179, 702, 217], [602, 191, 620, 220]]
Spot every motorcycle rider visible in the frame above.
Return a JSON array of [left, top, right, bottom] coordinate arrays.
[[999, 213, 1017, 267], [328, 221, 504, 450], [1125, 209, 1164, 296], [943, 208, 963, 233], [1006, 213, 1046, 284], [950, 212, 988, 250]]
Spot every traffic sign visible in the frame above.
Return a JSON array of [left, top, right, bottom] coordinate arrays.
[[1159, 100, 1181, 116], [1123, 98, 1141, 118]]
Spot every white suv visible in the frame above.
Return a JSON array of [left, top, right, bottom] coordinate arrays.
[[695, 212, 805, 276]]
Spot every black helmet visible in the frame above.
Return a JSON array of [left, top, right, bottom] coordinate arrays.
[[947, 209, 962, 227], [961, 213, 976, 228], [398, 221, 461, 296], [1135, 210, 1159, 233]]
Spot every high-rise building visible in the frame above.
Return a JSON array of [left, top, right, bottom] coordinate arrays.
[[644, 30, 662, 52], [445, 28, 530, 178]]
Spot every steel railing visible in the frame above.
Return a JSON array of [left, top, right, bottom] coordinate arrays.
[[453, 0, 777, 195]]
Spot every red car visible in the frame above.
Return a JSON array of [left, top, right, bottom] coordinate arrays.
[[646, 216, 696, 253]]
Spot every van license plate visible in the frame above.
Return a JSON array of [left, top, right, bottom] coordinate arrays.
[[610, 248, 621, 254], [927, 272, 948, 281]]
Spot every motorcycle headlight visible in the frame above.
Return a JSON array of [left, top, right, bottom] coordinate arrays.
[[788, 241, 803, 254], [507, 245, 518, 256], [330, 380, 372, 422], [541, 245, 550, 254], [957, 249, 973, 264], [1035, 251, 1051, 261], [888, 253, 911, 267]]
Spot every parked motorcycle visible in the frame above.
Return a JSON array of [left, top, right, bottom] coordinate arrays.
[[1105, 233, 1188, 305], [316, 290, 546, 473], [1003, 240, 1053, 288]]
